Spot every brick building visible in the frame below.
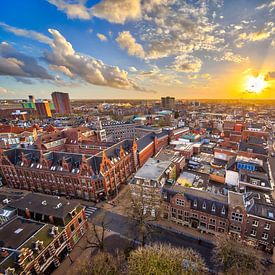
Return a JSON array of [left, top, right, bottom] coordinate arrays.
[[0, 194, 87, 274], [161, 184, 275, 251], [0, 139, 138, 201]]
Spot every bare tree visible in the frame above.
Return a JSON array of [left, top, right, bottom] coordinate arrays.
[[212, 235, 263, 275], [78, 250, 126, 275], [126, 183, 162, 246]]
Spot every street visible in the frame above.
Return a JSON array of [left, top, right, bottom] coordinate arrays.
[[91, 208, 215, 269]]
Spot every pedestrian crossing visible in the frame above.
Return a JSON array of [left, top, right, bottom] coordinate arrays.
[[84, 206, 98, 218]]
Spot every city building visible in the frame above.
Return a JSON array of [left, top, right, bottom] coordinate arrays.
[[101, 121, 136, 142], [161, 96, 175, 109], [0, 193, 87, 274], [35, 100, 52, 118], [0, 140, 138, 201], [51, 92, 72, 115]]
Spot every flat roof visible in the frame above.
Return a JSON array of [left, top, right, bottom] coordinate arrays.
[[135, 158, 172, 181], [9, 193, 79, 219], [0, 217, 44, 249]]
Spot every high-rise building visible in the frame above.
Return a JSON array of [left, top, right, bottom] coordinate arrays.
[[35, 100, 52, 118], [28, 95, 35, 103], [161, 96, 175, 109], [51, 91, 72, 115]]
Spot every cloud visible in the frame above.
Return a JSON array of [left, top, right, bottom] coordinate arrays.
[[116, 31, 145, 58], [214, 51, 248, 63], [0, 22, 52, 45], [0, 42, 53, 80], [44, 29, 148, 92], [92, 0, 141, 24], [47, 0, 91, 20], [128, 66, 138, 72], [0, 87, 8, 94], [96, 33, 108, 41], [140, 0, 225, 60], [49, 64, 75, 78], [234, 21, 275, 47], [256, 1, 275, 11], [170, 55, 202, 73], [48, 0, 142, 24]]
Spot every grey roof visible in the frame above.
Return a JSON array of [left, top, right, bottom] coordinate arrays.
[[9, 193, 80, 219], [163, 185, 228, 218], [0, 217, 44, 249], [245, 192, 275, 220], [239, 141, 268, 156], [135, 158, 172, 181]]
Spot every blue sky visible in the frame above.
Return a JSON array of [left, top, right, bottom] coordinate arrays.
[[0, 0, 274, 99]]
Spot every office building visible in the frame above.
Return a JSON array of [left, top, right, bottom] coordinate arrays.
[[51, 92, 72, 115], [161, 96, 175, 109], [35, 100, 52, 118]]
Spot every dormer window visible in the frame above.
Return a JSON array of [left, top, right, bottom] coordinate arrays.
[[212, 204, 216, 212], [221, 206, 226, 215], [193, 200, 197, 207], [202, 201, 206, 209]]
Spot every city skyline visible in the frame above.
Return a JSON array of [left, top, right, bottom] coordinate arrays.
[[0, 0, 275, 99]]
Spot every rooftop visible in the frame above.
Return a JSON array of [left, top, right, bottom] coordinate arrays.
[[9, 193, 80, 220], [0, 217, 44, 249], [135, 158, 173, 181]]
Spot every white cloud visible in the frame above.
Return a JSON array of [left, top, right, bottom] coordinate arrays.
[[116, 31, 145, 58], [170, 55, 202, 73], [48, 0, 142, 24], [128, 66, 138, 72], [214, 51, 248, 63], [92, 0, 141, 24], [47, 0, 91, 20], [0, 22, 52, 45], [44, 29, 148, 91], [96, 33, 108, 41]]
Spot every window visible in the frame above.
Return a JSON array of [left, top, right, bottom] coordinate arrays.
[[264, 223, 271, 230], [209, 218, 216, 224], [176, 199, 185, 206], [252, 220, 258, 227], [231, 212, 243, 222], [230, 224, 241, 232], [192, 213, 198, 218], [78, 217, 82, 224], [70, 223, 75, 232], [172, 208, 177, 218], [212, 204, 216, 212], [219, 221, 226, 227], [262, 232, 269, 240], [250, 228, 257, 237], [202, 201, 206, 209], [193, 200, 197, 207], [200, 216, 207, 221]]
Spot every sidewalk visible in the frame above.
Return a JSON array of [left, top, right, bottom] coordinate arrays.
[[150, 220, 214, 244]]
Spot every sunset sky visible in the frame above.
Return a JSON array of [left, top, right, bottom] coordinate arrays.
[[0, 0, 274, 99]]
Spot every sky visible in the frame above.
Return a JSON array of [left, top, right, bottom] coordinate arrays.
[[0, 0, 274, 100]]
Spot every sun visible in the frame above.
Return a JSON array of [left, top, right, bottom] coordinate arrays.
[[245, 74, 267, 94]]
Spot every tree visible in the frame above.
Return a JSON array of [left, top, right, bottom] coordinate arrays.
[[78, 251, 125, 275], [127, 243, 206, 275], [126, 183, 162, 246], [212, 235, 263, 275]]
